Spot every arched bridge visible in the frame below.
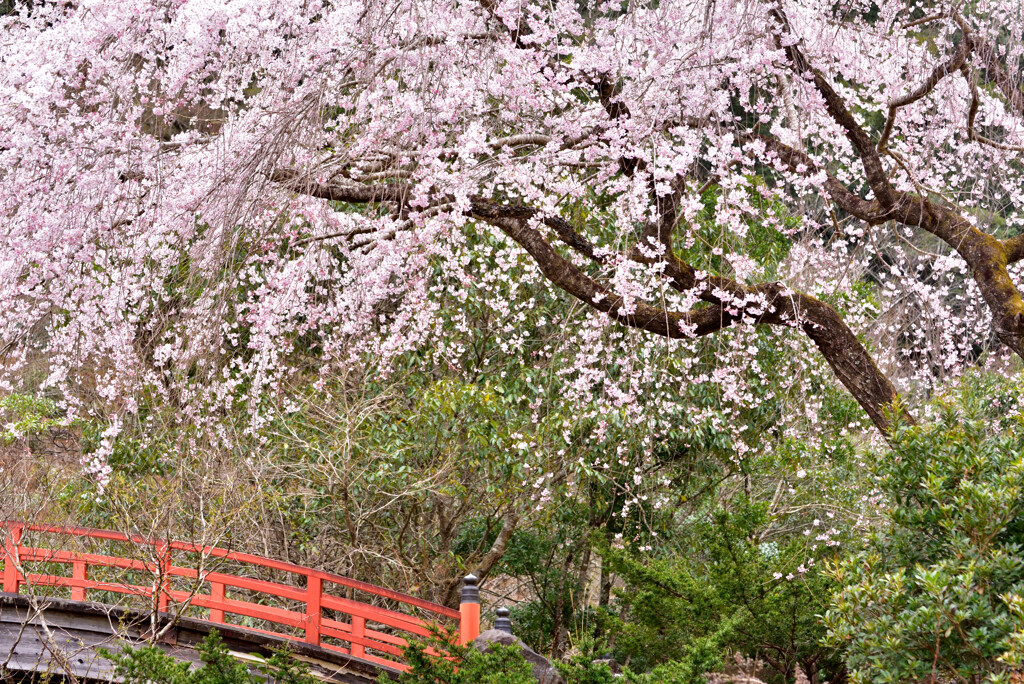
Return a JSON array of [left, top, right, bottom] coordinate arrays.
[[0, 522, 482, 682]]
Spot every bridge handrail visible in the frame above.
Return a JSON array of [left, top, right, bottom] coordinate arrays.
[[0, 521, 482, 671]]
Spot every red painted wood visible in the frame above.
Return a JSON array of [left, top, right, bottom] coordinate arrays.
[[26, 574, 153, 597], [305, 574, 322, 646], [319, 593, 434, 636], [320, 625, 403, 658], [321, 616, 409, 647], [11, 523, 457, 618], [349, 615, 366, 658], [20, 547, 162, 574], [0, 520, 473, 669], [459, 601, 480, 645], [167, 590, 307, 629], [209, 581, 225, 623], [2, 525, 21, 593], [175, 569, 307, 602], [71, 562, 88, 601]]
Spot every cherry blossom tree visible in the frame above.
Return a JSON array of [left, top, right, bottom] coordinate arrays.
[[2, 0, 1024, 483]]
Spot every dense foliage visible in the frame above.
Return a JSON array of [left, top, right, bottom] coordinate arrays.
[[3, 0, 1024, 682], [392, 632, 718, 684], [826, 379, 1024, 683], [389, 638, 538, 684], [102, 632, 318, 684]]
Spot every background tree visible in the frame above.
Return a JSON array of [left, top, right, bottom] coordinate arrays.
[[4, 1, 1024, 681], [4, 0, 1024, 469]]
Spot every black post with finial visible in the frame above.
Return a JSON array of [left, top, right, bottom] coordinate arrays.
[[494, 606, 512, 634]]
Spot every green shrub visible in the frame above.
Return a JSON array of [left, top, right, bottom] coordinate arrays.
[[553, 633, 721, 684], [386, 634, 535, 684], [101, 631, 318, 684], [825, 378, 1024, 683], [391, 629, 716, 684], [595, 497, 842, 682]]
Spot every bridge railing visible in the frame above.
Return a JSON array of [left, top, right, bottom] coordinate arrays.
[[0, 521, 481, 671]]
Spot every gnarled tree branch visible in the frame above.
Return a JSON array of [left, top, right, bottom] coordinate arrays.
[[770, 6, 1024, 362], [272, 168, 906, 432]]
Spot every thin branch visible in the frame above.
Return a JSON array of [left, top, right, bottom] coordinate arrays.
[[490, 134, 553, 149], [270, 168, 411, 205], [961, 64, 1024, 153], [954, 11, 1024, 116], [904, 12, 946, 29], [878, 39, 971, 152]]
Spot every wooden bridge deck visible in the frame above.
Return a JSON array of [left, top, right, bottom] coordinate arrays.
[[0, 592, 391, 682]]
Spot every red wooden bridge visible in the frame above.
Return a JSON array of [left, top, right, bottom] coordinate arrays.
[[0, 521, 481, 676]]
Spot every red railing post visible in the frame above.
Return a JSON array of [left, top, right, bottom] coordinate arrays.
[[209, 580, 225, 623], [154, 541, 170, 613], [71, 561, 88, 601], [459, 574, 480, 645], [350, 615, 366, 657], [305, 574, 322, 646], [2, 524, 22, 594]]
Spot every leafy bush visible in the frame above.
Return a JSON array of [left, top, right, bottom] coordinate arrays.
[[101, 631, 318, 684], [825, 378, 1024, 683], [554, 634, 722, 684], [392, 629, 718, 684], [596, 496, 844, 682], [386, 634, 535, 684]]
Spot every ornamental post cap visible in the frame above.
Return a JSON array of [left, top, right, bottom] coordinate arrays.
[[494, 606, 512, 633], [461, 574, 480, 603]]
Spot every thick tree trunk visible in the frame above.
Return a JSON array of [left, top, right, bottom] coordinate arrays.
[[282, 176, 912, 436]]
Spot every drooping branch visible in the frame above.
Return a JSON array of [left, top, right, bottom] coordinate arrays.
[[903, 12, 947, 30], [787, 290, 904, 433], [655, 257, 902, 431], [540, 213, 607, 266], [769, 7, 897, 207], [877, 39, 971, 152], [954, 12, 1024, 117], [270, 168, 411, 205], [768, 7, 1024, 362], [961, 65, 1024, 153], [757, 135, 1024, 358], [480, 70, 905, 431], [274, 168, 731, 338], [754, 135, 887, 223], [588, 69, 900, 424], [272, 168, 906, 432], [473, 195, 907, 432], [468, 199, 733, 339]]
